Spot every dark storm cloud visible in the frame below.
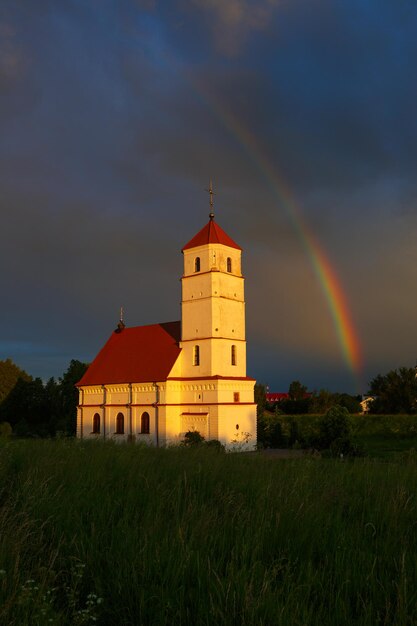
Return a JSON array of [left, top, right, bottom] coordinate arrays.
[[1, 0, 417, 391]]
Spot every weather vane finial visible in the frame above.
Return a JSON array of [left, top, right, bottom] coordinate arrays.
[[115, 306, 125, 332], [205, 179, 215, 220]]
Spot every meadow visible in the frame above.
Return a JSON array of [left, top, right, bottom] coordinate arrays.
[[1, 439, 417, 625]]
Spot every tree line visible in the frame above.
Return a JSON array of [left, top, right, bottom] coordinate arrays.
[[0, 358, 88, 437], [256, 366, 417, 417], [0, 358, 416, 438]]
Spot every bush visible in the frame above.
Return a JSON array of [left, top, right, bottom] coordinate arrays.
[[205, 439, 225, 452], [0, 421, 12, 438], [182, 430, 205, 446], [318, 405, 351, 450]]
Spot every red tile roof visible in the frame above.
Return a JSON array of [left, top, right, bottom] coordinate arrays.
[[76, 321, 181, 386], [182, 217, 241, 251]]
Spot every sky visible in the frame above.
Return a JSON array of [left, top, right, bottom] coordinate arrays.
[[1, 0, 417, 395]]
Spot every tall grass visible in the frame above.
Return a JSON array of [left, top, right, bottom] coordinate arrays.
[[1, 439, 417, 624]]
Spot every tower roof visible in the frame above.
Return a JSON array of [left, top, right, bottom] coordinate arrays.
[[182, 217, 241, 251], [76, 321, 181, 386]]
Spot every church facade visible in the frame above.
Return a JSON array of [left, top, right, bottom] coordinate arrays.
[[76, 212, 257, 450]]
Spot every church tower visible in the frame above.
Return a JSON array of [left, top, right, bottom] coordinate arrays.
[[180, 213, 247, 379]]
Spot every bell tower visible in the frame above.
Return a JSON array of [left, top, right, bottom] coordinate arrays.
[[180, 208, 247, 379]]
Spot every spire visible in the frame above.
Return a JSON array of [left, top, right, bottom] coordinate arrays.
[[205, 179, 215, 220], [115, 306, 126, 333]]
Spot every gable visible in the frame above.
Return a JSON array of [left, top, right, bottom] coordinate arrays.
[[77, 321, 181, 386]]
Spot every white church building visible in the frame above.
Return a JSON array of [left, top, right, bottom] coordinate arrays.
[[76, 209, 257, 450]]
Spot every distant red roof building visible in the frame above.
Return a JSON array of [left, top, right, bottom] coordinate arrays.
[[266, 392, 312, 403], [182, 217, 241, 251], [77, 321, 181, 386], [266, 392, 289, 403]]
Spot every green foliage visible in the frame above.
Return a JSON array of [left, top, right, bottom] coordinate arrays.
[[288, 380, 307, 400], [318, 405, 351, 450], [254, 382, 267, 418], [308, 389, 334, 413], [257, 413, 284, 448], [369, 367, 417, 414], [59, 360, 89, 435], [2, 440, 417, 624], [0, 421, 12, 438], [0, 358, 31, 404], [0, 359, 88, 437], [182, 430, 205, 446]]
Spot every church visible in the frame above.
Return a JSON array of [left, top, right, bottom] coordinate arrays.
[[76, 205, 257, 450]]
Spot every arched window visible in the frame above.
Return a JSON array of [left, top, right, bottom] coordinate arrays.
[[92, 413, 100, 434], [141, 412, 150, 434], [116, 412, 124, 435], [227, 257, 232, 273], [195, 257, 200, 272], [231, 345, 237, 366], [193, 345, 200, 366]]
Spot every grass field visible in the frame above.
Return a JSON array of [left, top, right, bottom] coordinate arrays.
[[1, 439, 417, 625]]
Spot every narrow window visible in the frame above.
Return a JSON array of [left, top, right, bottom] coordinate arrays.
[[116, 412, 124, 434], [92, 413, 100, 434], [195, 257, 200, 272], [227, 257, 232, 273], [141, 412, 150, 434], [231, 345, 237, 366], [194, 345, 200, 366], [234, 392, 240, 403]]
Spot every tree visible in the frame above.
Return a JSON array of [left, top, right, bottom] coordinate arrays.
[[309, 389, 335, 414], [254, 383, 267, 419], [58, 360, 89, 435], [288, 380, 308, 401], [369, 367, 417, 414], [0, 377, 50, 436], [0, 358, 31, 404], [318, 405, 351, 449]]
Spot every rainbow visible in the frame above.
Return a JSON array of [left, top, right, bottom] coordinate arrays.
[[187, 73, 363, 389], [145, 33, 363, 388]]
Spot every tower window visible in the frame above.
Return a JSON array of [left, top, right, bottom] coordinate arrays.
[[234, 392, 240, 403], [141, 412, 150, 434], [195, 257, 201, 272], [92, 413, 100, 434], [227, 257, 232, 273], [231, 345, 237, 366], [194, 345, 200, 366], [116, 412, 124, 435]]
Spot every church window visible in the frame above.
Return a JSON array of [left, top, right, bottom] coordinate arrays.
[[194, 345, 200, 366], [227, 257, 232, 273], [116, 412, 124, 434], [141, 412, 150, 434], [92, 413, 100, 434], [234, 392, 240, 403], [231, 345, 237, 366], [195, 257, 200, 272]]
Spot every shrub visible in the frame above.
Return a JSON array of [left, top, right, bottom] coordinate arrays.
[[0, 421, 12, 438], [182, 430, 205, 446], [318, 405, 351, 450]]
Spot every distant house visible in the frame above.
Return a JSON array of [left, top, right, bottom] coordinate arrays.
[[266, 392, 312, 404], [360, 396, 375, 414], [266, 392, 290, 403]]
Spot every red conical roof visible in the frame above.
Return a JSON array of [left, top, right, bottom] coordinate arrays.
[[182, 217, 241, 251]]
